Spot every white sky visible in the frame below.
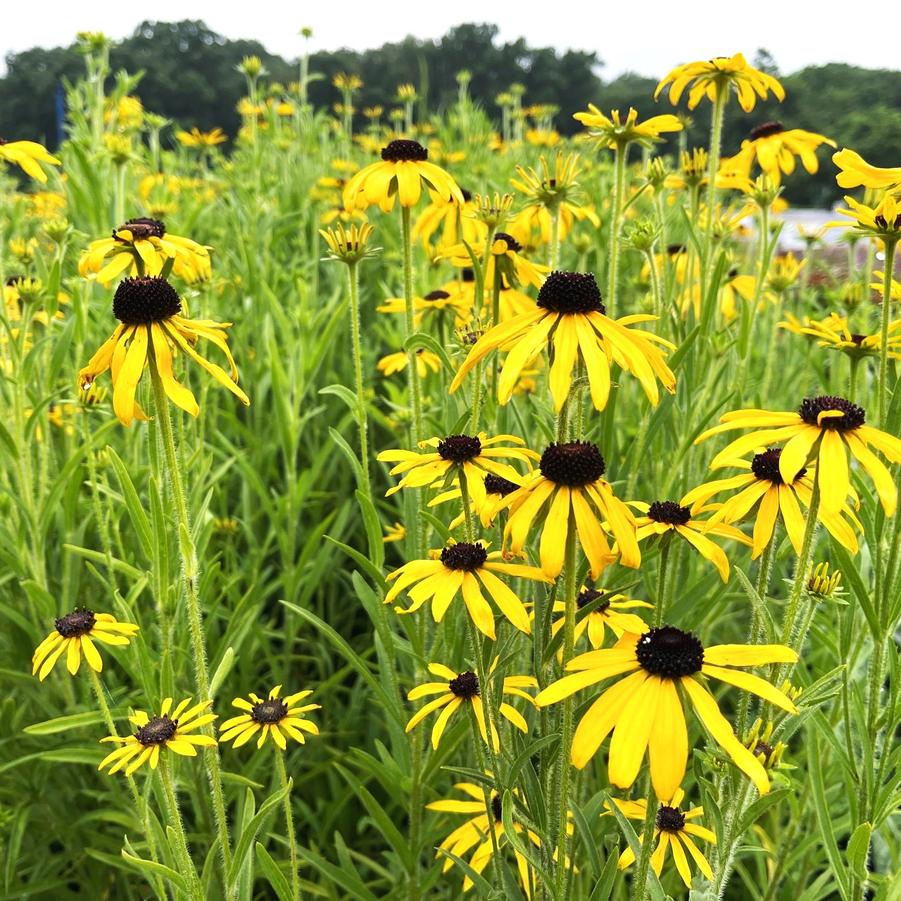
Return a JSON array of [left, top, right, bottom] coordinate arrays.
[[4, 0, 900, 79]]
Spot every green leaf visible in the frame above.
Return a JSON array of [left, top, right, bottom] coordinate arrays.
[[24, 710, 112, 735], [254, 842, 294, 901], [227, 780, 290, 889], [807, 728, 850, 899], [846, 822, 872, 884], [120, 846, 188, 894], [106, 445, 153, 559]]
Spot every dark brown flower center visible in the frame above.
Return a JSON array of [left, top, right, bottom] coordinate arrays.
[[749, 121, 784, 141], [667, 244, 686, 255], [752, 448, 804, 484], [424, 290, 451, 301], [484, 474, 519, 497], [576, 587, 610, 612], [798, 395, 865, 431], [440, 542, 487, 571], [636, 626, 704, 678], [113, 276, 182, 325], [448, 670, 480, 698], [437, 435, 482, 462], [491, 794, 503, 822], [537, 271, 605, 315], [55, 608, 96, 638], [494, 232, 522, 253], [250, 698, 289, 724], [850, 333, 866, 345], [135, 715, 178, 745], [539, 441, 605, 486], [656, 804, 686, 832], [754, 741, 774, 759], [461, 268, 475, 283], [381, 140, 427, 162], [117, 217, 165, 240], [647, 501, 691, 525]]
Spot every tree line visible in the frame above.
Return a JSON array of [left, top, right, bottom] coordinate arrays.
[[2, 20, 899, 205]]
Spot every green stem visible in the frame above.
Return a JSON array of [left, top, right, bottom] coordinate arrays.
[[630, 781, 657, 901], [148, 355, 233, 888], [274, 750, 301, 901], [158, 756, 204, 901], [878, 239, 897, 427], [702, 90, 727, 293], [89, 670, 167, 900], [549, 204, 562, 271], [653, 537, 673, 627], [346, 261, 372, 498], [400, 207, 424, 444], [554, 515, 578, 896], [607, 145, 628, 316]]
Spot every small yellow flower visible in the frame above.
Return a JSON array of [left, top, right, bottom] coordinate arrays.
[[574, 106, 682, 149], [808, 561, 843, 598], [98, 697, 217, 776], [176, 127, 228, 148], [377, 349, 441, 378], [219, 685, 320, 750], [32, 608, 138, 680], [833, 148, 901, 191], [609, 788, 715, 887], [319, 221, 378, 263]]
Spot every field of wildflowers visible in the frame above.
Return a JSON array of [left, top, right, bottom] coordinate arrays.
[[1, 33, 900, 901]]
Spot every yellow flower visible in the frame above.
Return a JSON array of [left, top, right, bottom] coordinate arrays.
[[549, 587, 653, 652], [377, 433, 536, 505], [377, 349, 441, 378], [383, 521, 406, 543], [630, 500, 751, 582], [450, 272, 676, 412], [767, 252, 805, 293], [696, 397, 901, 515], [834, 192, 901, 242], [833, 148, 901, 191], [219, 686, 320, 750], [807, 561, 842, 598], [440, 231, 549, 291], [176, 127, 228, 148], [735, 121, 835, 185], [333, 72, 363, 92], [494, 441, 640, 579], [682, 449, 861, 558], [32, 609, 138, 680], [384, 541, 551, 639], [792, 316, 901, 361], [609, 788, 715, 887], [573, 106, 683, 149], [377, 284, 472, 326], [342, 140, 463, 212], [405, 662, 536, 751], [319, 221, 378, 264], [411, 191, 485, 255], [428, 473, 523, 531], [79, 217, 212, 284], [79, 276, 249, 426], [655, 53, 785, 112], [98, 697, 217, 776], [0, 139, 61, 183], [427, 781, 557, 895], [535, 627, 798, 796]]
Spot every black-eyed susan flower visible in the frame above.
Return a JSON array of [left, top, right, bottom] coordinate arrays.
[[427, 781, 559, 894], [441, 231, 549, 291], [535, 627, 798, 797], [0, 138, 60, 183], [79, 218, 212, 284], [384, 541, 550, 639], [743, 718, 788, 773], [655, 54, 785, 112], [495, 441, 640, 579], [733, 121, 835, 185], [449, 272, 676, 412], [630, 499, 751, 582], [696, 397, 901, 515], [32, 608, 138, 681], [833, 148, 901, 191], [377, 349, 441, 378], [378, 433, 536, 507], [549, 587, 652, 651], [98, 697, 217, 776], [608, 789, 715, 887], [429, 472, 523, 530], [78, 276, 249, 426], [781, 316, 901, 362], [377, 285, 472, 326], [319, 221, 378, 264], [412, 189, 485, 254], [405, 662, 536, 750], [834, 192, 901, 243], [682, 449, 861, 558], [511, 150, 598, 228], [573, 106, 683, 149], [218, 686, 320, 750], [342, 139, 463, 212]]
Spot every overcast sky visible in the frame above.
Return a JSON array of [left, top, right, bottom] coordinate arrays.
[[5, 1, 900, 79]]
